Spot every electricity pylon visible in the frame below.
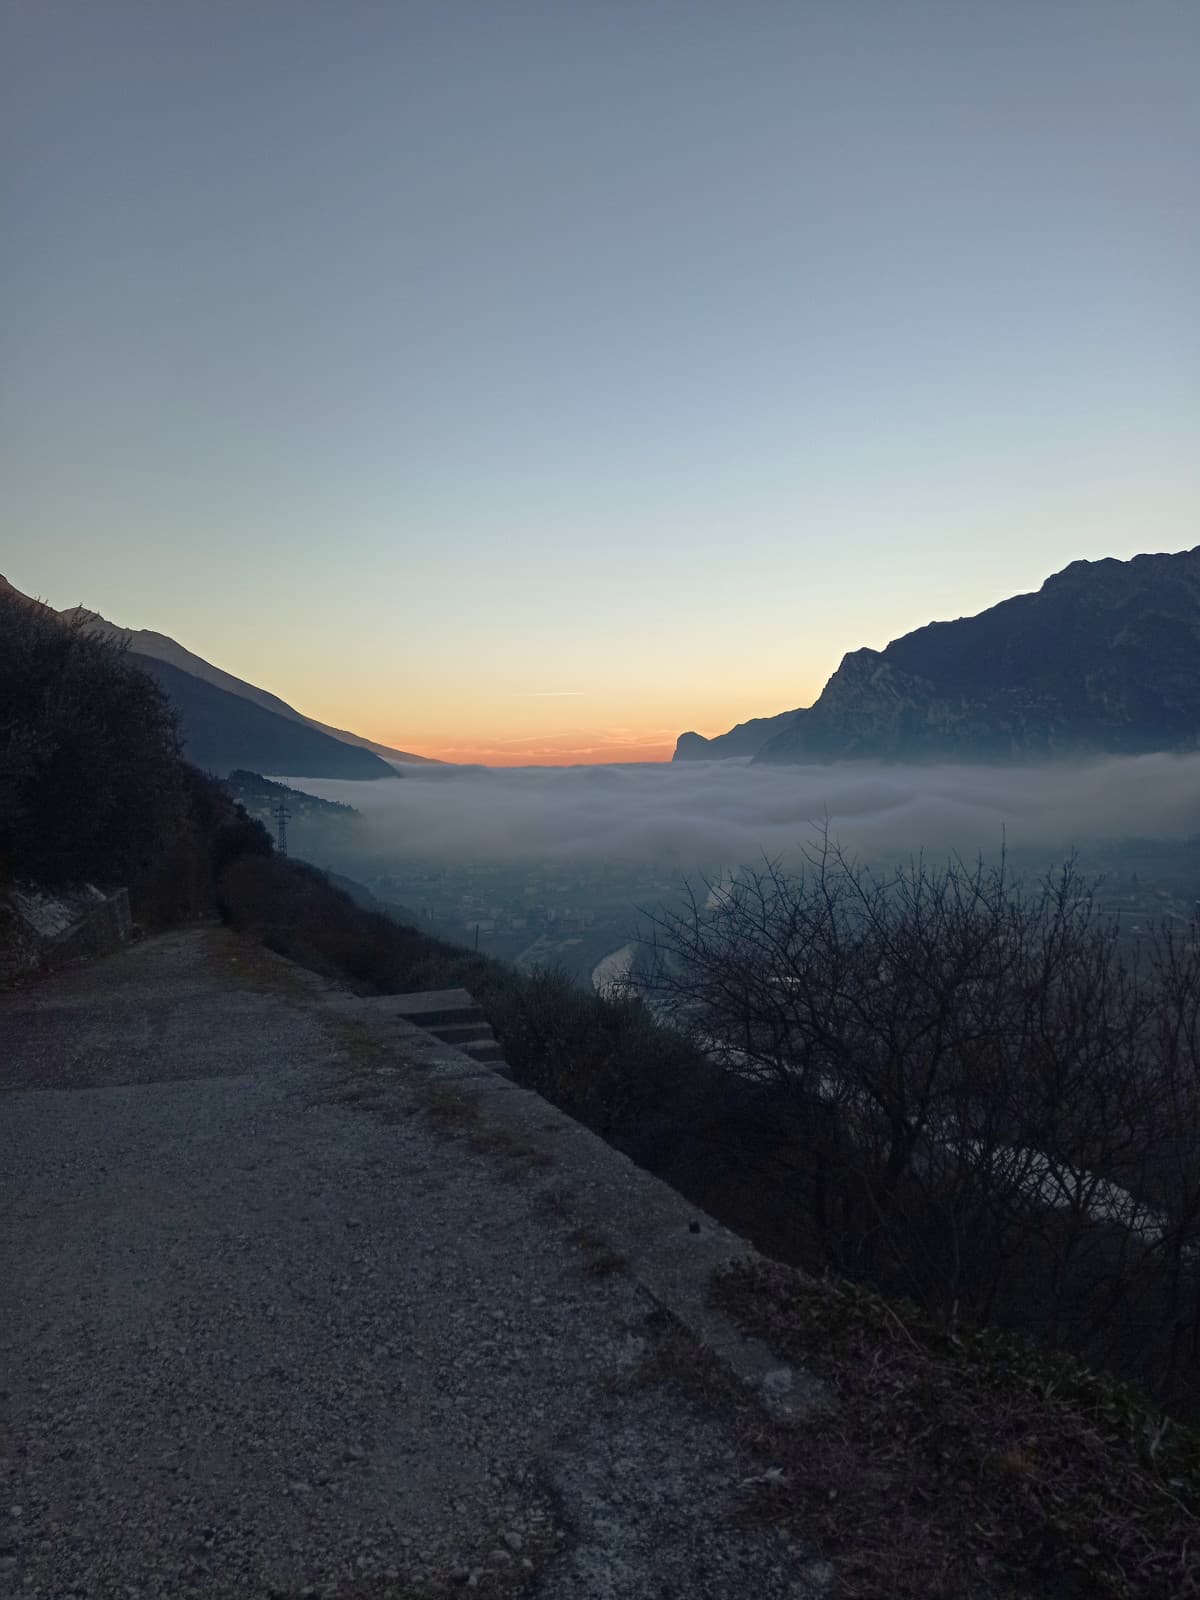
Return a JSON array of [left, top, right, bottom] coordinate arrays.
[[273, 799, 290, 856]]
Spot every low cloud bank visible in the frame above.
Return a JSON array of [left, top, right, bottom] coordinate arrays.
[[291, 754, 1200, 868]]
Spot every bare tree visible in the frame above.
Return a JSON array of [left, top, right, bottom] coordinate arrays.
[[642, 838, 1200, 1411]]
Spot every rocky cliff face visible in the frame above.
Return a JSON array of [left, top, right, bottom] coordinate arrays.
[[671, 548, 1200, 765], [754, 547, 1200, 763]]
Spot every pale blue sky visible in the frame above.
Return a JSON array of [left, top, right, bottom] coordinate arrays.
[[3, 1, 1197, 760]]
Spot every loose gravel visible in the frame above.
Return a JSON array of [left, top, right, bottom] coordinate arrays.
[[0, 928, 828, 1599]]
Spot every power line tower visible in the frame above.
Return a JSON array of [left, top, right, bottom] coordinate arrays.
[[273, 799, 291, 857]]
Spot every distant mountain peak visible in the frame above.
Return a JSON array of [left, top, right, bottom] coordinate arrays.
[[674, 546, 1200, 765], [60, 602, 441, 768], [3, 578, 443, 778]]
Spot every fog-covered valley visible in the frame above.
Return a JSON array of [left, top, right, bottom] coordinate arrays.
[[265, 755, 1200, 988]]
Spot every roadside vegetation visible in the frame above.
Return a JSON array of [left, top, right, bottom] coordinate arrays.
[[0, 587, 272, 929], [712, 1259, 1200, 1599], [643, 845, 1200, 1424]]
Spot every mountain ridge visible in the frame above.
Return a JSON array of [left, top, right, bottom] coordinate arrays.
[[2, 577, 414, 780], [58, 605, 440, 766], [672, 547, 1200, 765], [132, 656, 399, 780]]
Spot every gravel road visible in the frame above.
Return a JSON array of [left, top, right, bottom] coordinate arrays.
[[0, 928, 827, 1599]]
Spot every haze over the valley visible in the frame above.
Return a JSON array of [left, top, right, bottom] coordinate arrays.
[[297, 754, 1200, 868]]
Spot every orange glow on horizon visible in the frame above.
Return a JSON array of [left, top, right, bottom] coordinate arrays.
[[360, 704, 787, 767], [398, 733, 677, 767], [351, 695, 810, 769]]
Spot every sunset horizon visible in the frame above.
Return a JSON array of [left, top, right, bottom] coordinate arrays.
[[6, 3, 1195, 765]]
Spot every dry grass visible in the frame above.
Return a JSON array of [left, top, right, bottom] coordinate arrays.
[[710, 1258, 1200, 1600], [380, 1076, 561, 1187], [561, 1226, 630, 1279], [565, 1226, 611, 1252], [419, 1081, 483, 1132], [202, 924, 326, 1006], [529, 1183, 579, 1218], [580, 1247, 630, 1279], [603, 1306, 751, 1410], [466, 1123, 556, 1175]]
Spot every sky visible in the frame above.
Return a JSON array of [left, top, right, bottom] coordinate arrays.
[[3, 1, 1197, 764]]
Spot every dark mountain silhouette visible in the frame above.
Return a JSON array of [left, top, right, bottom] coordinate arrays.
[[1, 578, 436, 775], [58, 605, 440, 766], [673, 547, 1200, 764], [128, 657, 398, 780], [673, 711, 797, 761]]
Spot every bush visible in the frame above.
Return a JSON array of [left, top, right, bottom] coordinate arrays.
[[0, 591, 275, 930], [643, 842, 1200, 1416], [0, 592, 185, 889], [478, 966, 713, 1144], [134, 767, 274, 927]]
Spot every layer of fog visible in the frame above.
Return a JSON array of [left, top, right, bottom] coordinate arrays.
[[291, 754, 1200, 867]]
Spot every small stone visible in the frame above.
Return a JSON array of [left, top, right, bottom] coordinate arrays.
[[520, 1558, 535, 1574], [502, 1530, 523, 1553], [466, 1570, 483, 1589], [488, 1547, 512, 1566]]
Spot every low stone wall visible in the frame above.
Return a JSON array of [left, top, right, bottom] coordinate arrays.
[[0, 885, 133, 980], [48, 888, 133, 966]]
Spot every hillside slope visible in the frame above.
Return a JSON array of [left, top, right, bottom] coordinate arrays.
[[133, 657, 397, 779], [59, 605, 440, 765], [0, 574, 55, 617]]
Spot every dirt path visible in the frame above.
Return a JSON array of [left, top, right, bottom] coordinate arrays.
[[0, 928, 828, 1600]]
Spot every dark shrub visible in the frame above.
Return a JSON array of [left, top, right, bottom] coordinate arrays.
[[0, 592, 185, 889]]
